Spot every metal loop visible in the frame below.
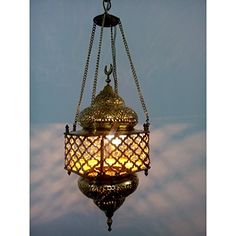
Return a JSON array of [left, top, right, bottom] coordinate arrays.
[[103, 0, 111, 12]]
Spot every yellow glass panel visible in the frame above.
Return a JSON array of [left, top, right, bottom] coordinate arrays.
[[105, 170, 116, 176], [106, 134, 126, 146], [125, 161, 133, 169], [69, 160, 74, 167], [78, 145, 85, 153], [114, 162, 122, 168], [105, 157, 116, 166], [131, 166, 138, 172], [82, 164, 90, 171], [135, 160, 143, 167], [118, 156, 128, 164], [88, 159, 98, 167], [79, 159, 85, 165], [106, 134, 114, 140], [125, 149, 133, 157], [135, 148, 142, 155], [88, 172, 98, 177], [70, 150, 75, 156], [140, 153, 146, 160], [75, 162, 81, 169]]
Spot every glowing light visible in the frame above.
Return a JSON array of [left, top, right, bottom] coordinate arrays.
[[65, 132, 149, 177]]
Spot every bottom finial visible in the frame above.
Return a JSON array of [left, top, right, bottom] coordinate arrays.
[[107, 217, 113, 232]]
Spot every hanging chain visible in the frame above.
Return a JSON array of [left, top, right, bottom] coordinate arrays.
[[91, 13, 106, 104], [111, 26, 118, 94], [74, 23, 97, 126], [118, 21, 150, 125]]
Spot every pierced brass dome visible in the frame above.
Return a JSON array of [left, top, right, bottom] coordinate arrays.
[[78, 84, 138, 130]]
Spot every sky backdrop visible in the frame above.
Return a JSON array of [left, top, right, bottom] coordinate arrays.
[[30, 0, 205, 127], [30, 0, 206, 235]]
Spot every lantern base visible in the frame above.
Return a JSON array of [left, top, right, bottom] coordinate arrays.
[[78, 174, 139, 200], [78, 174, 139, 231]]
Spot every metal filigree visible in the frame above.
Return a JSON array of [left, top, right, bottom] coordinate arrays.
[[64, 129, 150, 178], [78, 84, 138, 130]]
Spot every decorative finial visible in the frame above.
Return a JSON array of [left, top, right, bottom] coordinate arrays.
[[104, 64, 113, 85], [65, 124, 69, 134], [73, 123, 76, 131], [107, 217, 113, 232]]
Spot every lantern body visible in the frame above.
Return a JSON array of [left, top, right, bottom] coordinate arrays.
[[64, 129, 149, 177]]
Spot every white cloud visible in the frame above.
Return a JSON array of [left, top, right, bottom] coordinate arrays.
[[126, 124, 206, 235], [30, 124, 96, 224]]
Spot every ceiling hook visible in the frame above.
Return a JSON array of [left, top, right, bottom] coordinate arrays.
[[103, 0, 111, 13]]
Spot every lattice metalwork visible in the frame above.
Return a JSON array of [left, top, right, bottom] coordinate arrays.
[[64, 130, 150, 177]]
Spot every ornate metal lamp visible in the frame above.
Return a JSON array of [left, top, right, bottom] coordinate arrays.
[[78, 173, 139, 231], [64, 0, 150, 231]]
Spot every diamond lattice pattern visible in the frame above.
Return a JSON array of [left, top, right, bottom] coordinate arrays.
[[65, 132, 150, 177]]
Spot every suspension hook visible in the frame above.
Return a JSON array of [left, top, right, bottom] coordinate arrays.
[[103, 0, 111, 13]]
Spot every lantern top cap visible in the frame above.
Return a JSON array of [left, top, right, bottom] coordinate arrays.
[[78, 84, 138, 131], [93, 84, 124, 107]]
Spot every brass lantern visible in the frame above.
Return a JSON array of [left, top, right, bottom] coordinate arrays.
[[64, 0, 150, 231]]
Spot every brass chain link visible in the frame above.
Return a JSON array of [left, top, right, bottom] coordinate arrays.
[[74, 23, 97, 125], [118, 22, 150, 124], [91, 13, 106, 104], [111, 26, 118, 94]]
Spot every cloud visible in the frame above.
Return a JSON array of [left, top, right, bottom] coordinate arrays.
[[30, 122, 205, 236], [30, 124, 97, 224], [125, 124, 206, 236]]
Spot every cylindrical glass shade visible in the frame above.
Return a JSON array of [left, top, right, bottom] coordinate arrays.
[[64, 129, 150, 177]]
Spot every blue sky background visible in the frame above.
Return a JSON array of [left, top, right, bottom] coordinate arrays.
[[30, 0, 206, 235], [30, 0, 205, 127]]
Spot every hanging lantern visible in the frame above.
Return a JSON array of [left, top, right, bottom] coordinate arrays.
[[64, 0, 151, 231], [64, 0, 150, 178]]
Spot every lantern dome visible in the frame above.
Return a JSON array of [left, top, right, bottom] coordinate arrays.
[[78, 84, 138, 131]]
